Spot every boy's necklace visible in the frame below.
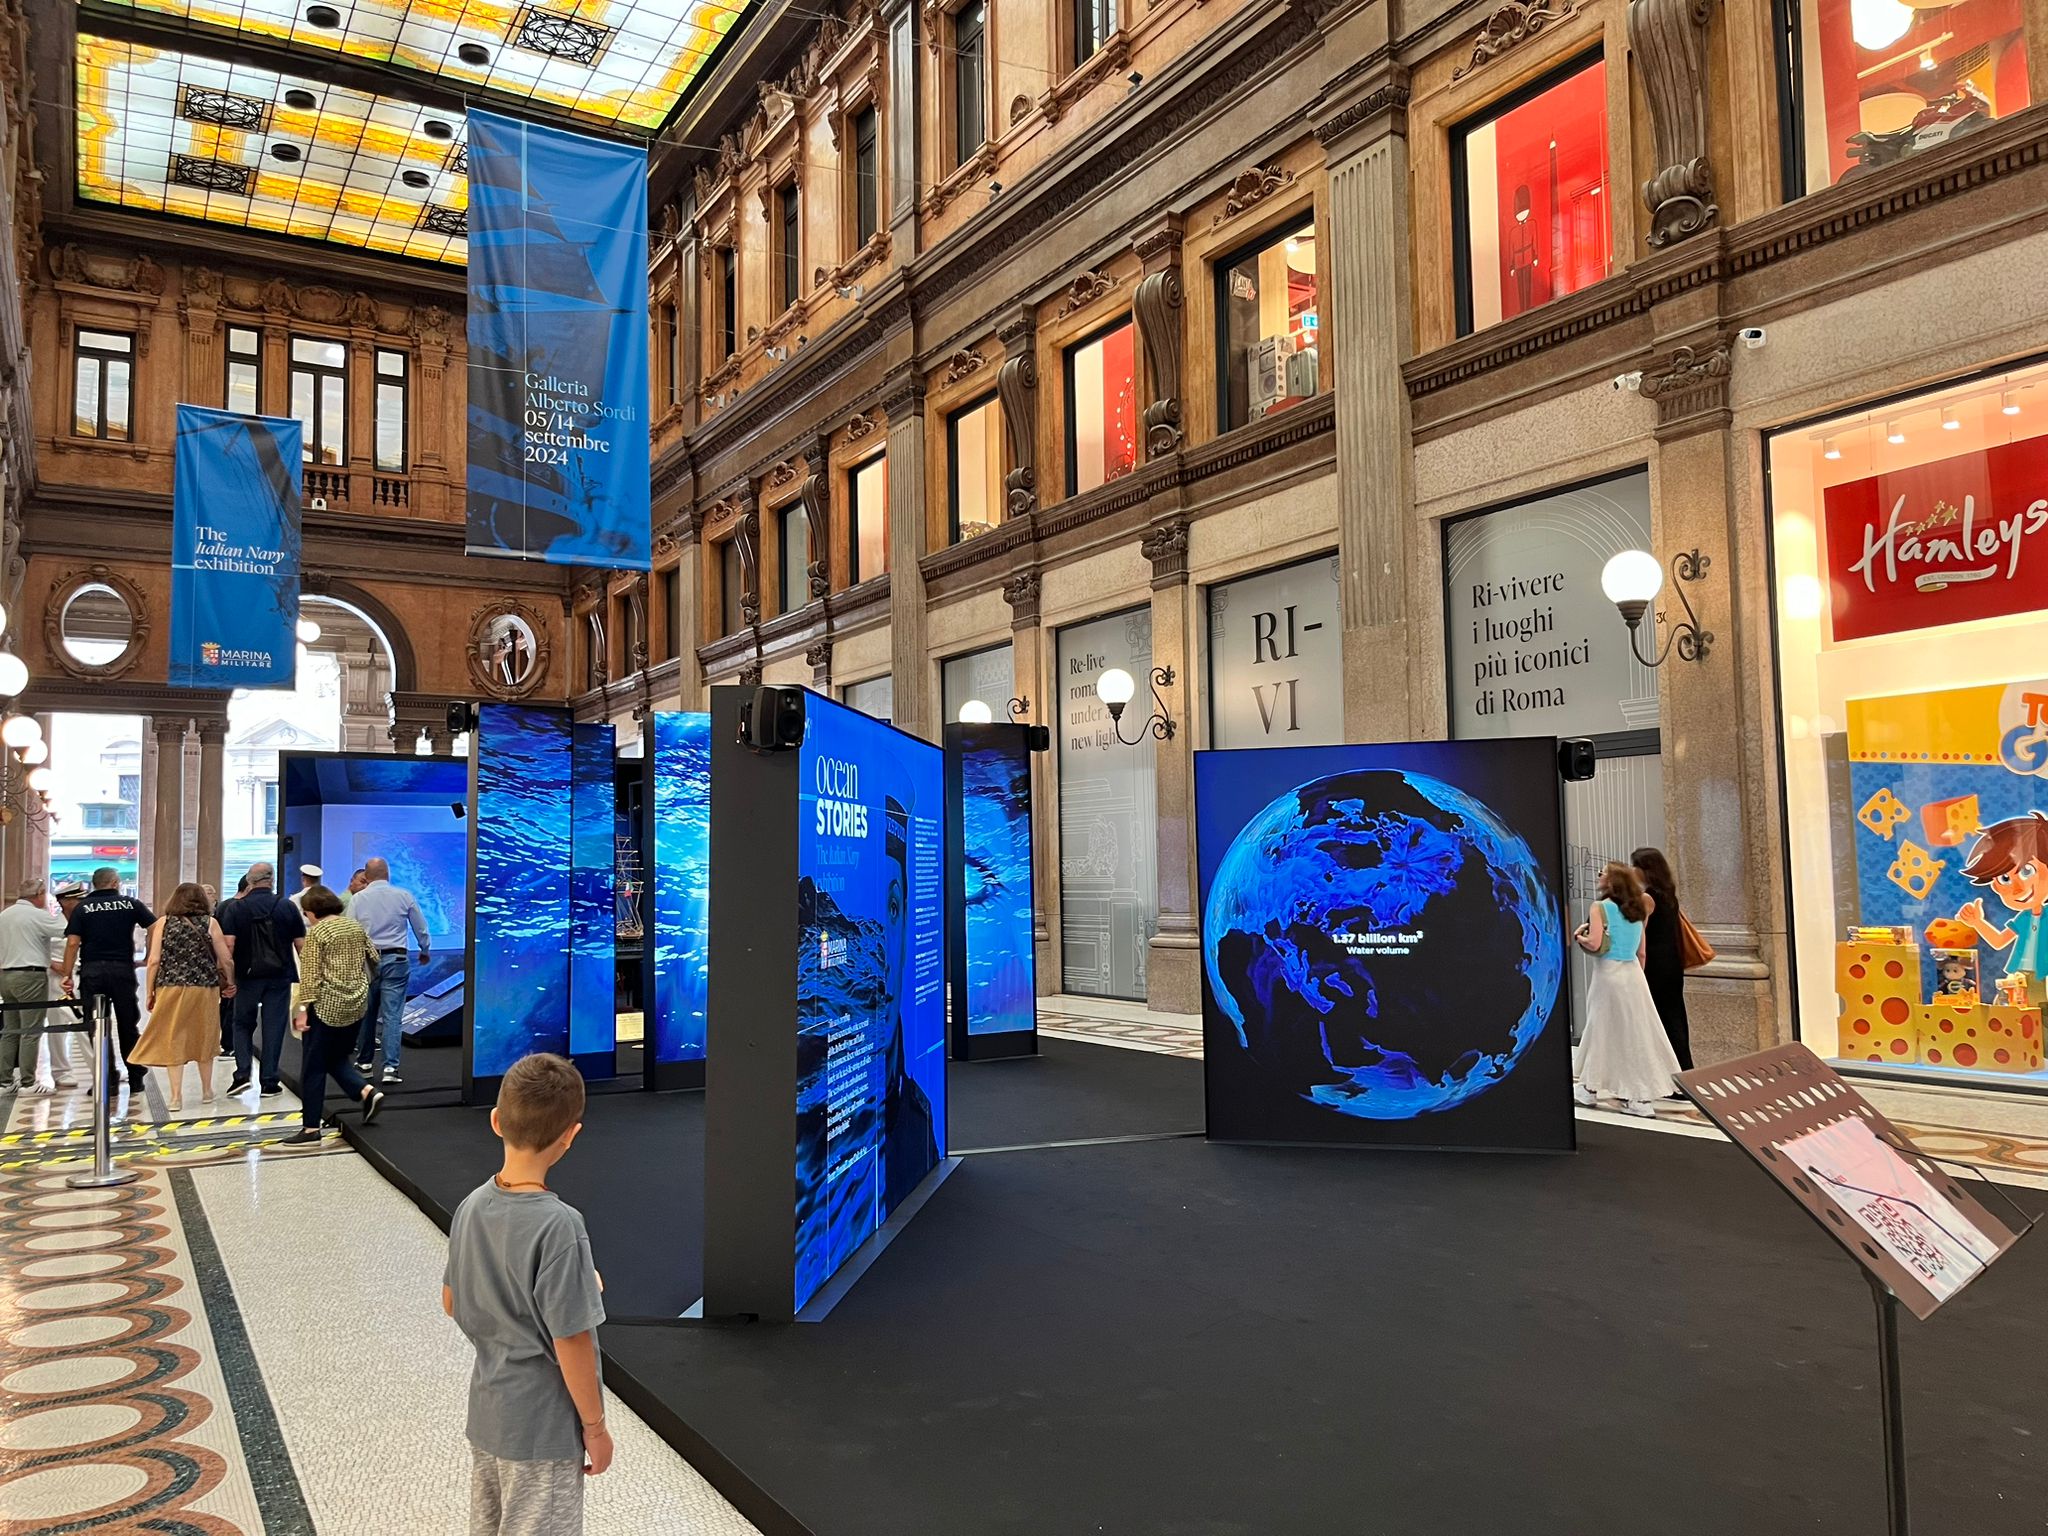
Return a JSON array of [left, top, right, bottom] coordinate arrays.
[[495, 1176, 547, 1192]]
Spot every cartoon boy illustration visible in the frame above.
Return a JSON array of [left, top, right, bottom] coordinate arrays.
[[1956, 810, 2048, 1006]]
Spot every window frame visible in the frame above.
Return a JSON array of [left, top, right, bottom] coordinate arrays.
[[718, 247, 739, 360], [662, 565, 684, 660], [1447, 46, 1608, 339], [289, 333, 349, 466], [717, 534, 746, 637], [778, 501, 812, 615], [847, 451, 888, 584], [947, 392, 1002, 545], [777, 181, 802, 313], [374, 347, 409, 473], [1770, 0, 1806, 203], [853, 106, 880, 246], [73, 327, 135, 442], [953, 0, 988, 170], [1074, 0, 1117, 66], [1063, 315, 1138, 497], [1211, 219, 1319, 437], [225, 325, 262, 416]]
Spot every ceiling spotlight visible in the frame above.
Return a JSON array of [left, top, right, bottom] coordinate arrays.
[[402, 169, 431, 188], [270, 143, 302, 163], [458, 41, 491, 65], [283, 88, 317, 111], [2002, 390, 2022, 416], [423, 118, 454, 140], [1942, 408, 1961, 431], [1822, 437, 1840, 460], [1885, 420, 1906, 444], [305, 3, 341, 27]]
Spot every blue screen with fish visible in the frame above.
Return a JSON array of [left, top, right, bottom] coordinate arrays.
[[472, 704, 574, 1080], [957, 726, 1036, 1035], [652, 712, 710, 1065]]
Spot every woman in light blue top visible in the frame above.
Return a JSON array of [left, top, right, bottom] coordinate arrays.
[[1572, 861, 1682, 1117]]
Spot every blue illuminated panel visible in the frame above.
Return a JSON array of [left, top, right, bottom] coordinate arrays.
[[652, 712, 711, 1066]]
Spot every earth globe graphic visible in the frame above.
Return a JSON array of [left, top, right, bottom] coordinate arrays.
[[1203, 767, 1563, 1119]]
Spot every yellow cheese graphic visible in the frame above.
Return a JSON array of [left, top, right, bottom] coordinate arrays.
[[1858, 786, 1910, 841], [1887, 840, 1944, 901]]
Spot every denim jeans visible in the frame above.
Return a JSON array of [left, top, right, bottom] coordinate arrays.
[[353, 972, 382, 1064], [232, 977, 293, 1090], [372, 952, 410, 1071]]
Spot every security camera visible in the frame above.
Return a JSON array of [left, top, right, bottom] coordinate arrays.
[[310, 495, 328, 510], [835, 283, 864, 300], [1738, 326, 1767, 349], [1128, 70, 1143, 87], [988, 180, 1002, 197], [1611, 371, 1643, 393], [765, 345, 787, 362]]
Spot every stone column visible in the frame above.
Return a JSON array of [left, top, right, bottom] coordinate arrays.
[[1004, 572, 1055, 988], [1142, 518, 1198, 1013], [1315, 73, 1420, 743], [195, 715, 226, 895], [881, 369, 932, 737], [150, 715, 185, 899], [662, 521, 706, 711], [181, 267, 224, 406]]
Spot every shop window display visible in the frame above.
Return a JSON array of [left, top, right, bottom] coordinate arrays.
[[949, 396, 1003, 542], [1217, 223, 1319, 433], [1771, 360, 2048, 1089], [1453, 55, 1611, 335], [1788, 0, 2030, 191], [1066, 321, 1137, 495]]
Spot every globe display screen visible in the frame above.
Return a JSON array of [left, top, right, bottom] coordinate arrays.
[[1195, 739, 1574, 1151]]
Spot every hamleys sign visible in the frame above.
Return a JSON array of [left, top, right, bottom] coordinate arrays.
[[1823, 435, 2048, 641]]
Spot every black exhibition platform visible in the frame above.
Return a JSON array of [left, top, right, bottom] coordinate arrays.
[[285, 1033, 644, 1105], [349, 1039, 2048, 1536]]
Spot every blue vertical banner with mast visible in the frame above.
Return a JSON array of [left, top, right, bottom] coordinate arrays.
[[169, 403, 301, 689], [465, 108, 651, 569]]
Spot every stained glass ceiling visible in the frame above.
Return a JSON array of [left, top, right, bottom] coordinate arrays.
[[87, 0, 752, 132]]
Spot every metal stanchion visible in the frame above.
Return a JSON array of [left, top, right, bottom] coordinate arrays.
[[67, 995, 137, 1190]]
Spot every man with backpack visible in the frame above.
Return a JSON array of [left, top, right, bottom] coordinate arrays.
[[220, 862, 306, 1098]]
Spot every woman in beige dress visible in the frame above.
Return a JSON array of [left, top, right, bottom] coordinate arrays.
[[130, 882, 236, 1112]]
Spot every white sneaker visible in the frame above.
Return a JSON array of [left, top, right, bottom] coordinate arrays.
[[0, 1073, 17, 1095], [1623, 1099, 1658, 1119], [28, 1079, 53, 1096], [1572, 1084, 1597, 1108]]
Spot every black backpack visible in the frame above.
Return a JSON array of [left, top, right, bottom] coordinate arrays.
[[241, 898, 289, 979]]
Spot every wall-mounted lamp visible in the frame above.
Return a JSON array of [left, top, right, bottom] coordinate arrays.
[[1096, 665, 1177, 744], [957, 699, 994, 724], [1600, 548, 1713, 665], [1008, 696, 1030, 720]]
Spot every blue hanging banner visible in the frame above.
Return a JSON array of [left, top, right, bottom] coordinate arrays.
[[466, 108, 651, 569], [170, 404, 301, 690]]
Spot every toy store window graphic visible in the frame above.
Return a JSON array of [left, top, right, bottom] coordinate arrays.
[[1785, 0, 2030, 192], [1065, 320, 1137, 496], [1216, 222, 1320, 433], [1452, 53, 1611, 336]]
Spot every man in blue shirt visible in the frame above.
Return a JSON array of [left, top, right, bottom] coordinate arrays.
[[350, 857, 429, 1084], [219, 862, 306, 1097]]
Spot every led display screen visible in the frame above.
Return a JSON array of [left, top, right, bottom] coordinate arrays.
[[569, 724, 618, 1063], [794, 694, 947, 1311], [651, 712, 710, 1066], [1195, 739, 1573, 1151], [946, 723, 1036, 1050]]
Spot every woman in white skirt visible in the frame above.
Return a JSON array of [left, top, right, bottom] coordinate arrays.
[[1573, 861, 1682, 1118]]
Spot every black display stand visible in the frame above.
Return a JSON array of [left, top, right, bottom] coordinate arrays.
[[943, 720, 1039, 1063], [1678, 1045, 2034, 1536]]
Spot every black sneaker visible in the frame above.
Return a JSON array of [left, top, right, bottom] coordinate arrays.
[[353, 1059, 373, 1073], [361, 1089, 386, 1126], [226, 1076, 251, 1095], [281, 1128, 322, 1146], [260, 1086, 285, 1098]]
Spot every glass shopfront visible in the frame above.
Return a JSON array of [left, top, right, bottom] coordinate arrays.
[[1771, 358, 2048, 1088]]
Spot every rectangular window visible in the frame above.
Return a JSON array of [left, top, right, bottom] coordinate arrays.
[[118, 773, 140, 810], [942, 642, 1013, 726], [662, 566, 683, 659], [1076, 0, 1117, 64], [226, 326, 261, 415], [1216, 222, 1321, 433], [664, 302, 681, 405], [779, 503, 812, 614], [955, 0, 987, 167], [374, 349, 407, 472], [849, 454, 889, 583], [73, 329, 133, 441], [1783, 0, 2028, 194], [778, 182, 801, 312], [262, 782, 279, 836], [1452, 52, 1611, 335], [83, 804, 122, 830], [1065, 320, 1138, 495], [719, 249, 738, 359], [719, 538, 745, 636], [948, 396, 1003, 543], [290, 335, 347, 465], [854, 107, 880, 244]]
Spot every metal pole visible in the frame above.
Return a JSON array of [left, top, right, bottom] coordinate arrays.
[[67, 995, 137, 1190], [1869, 1273, 1909, 1536]]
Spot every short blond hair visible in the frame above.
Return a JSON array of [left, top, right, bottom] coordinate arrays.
[[496, 1053, 585, 1151]]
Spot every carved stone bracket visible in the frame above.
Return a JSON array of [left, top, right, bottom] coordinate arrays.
[[738, 658, 765, 686], [920, 140, 998, 219], [1132, 222, 1185, 457], [1056, 270, 1119, 317], [800, 433, 832, 599], [1640, 337, 1733, 436], [944, 348, 988, 386], [1454, 0, 1577, 80], [995, 309, 1039, 519], [1002, 571, 1042, 630], [1141, 519, 1190, 588], [48, 244, 166, 296], [814, 230, 891, 293], [845, 412, 878, 442], [806, 639, 834, 689], [1038, 32, 1130, 126], [1212, 163, 1296, 229], [1631, 0, 1719, 247]]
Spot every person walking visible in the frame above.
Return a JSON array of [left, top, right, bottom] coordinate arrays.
[[1572, 861, 1682, 1118], [219, 862, 307, 1098], [34, 882, 88, 1093], [0, 879, 67, 1094], [59, 867, 155, 1096], [212, 879, 241, 1062], [350, 857, 429, 1084], [1631, 846, 1693, 1073], [132, 883, 236, 1113], [283, 885, 386, 1146]]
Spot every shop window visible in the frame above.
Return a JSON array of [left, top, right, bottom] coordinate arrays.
[[262, 782, 279, 836], [1065, 320, 1138, 495], [374, 349, 408, 472], [942, 642, 1014, 725], [1076, 0, 1117, 64], [1452, 52, 1611, 336], [1769, 359, 2048, 1091], [853, 106, 880, 245], [719, 537, 745, 636], [778, 181, 801, 311], [719, 248, 738, 359], [844, 673, 894, 722], [662, 566, 683, 660], [849, 453, 888, 582], [779, 502, 811, 614], [226, 326, 261, 415], [1216, 223, 1320, 434], [290, 335, 347, 465], [1780, 0, 2029, 193], [73, 329, 133, 441], [948, 395, 1003, 542], [954, 0, 987, 168]]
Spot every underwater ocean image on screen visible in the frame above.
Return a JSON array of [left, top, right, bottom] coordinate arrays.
[[793, 694, 947, 1313], [652, 712, 711, 1065], [1201, 759, 1563, 1122], [473, 703, 574, 1080], [959, 727, 1035, 1036], [568, 723, 617, 1065]]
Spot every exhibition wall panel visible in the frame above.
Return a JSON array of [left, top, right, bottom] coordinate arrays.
[[946, 721, 1038, 1059], [651, 711, 711, 1088]]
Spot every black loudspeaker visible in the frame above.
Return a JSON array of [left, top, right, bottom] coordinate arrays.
[[447, 700, 478, 735], [738, 685, 806, 751], [1557, 738, 1597, 781], [1025, 725, 1052, 754]]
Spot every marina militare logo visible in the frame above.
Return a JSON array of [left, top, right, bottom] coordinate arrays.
[[198, 640, 274, 668]]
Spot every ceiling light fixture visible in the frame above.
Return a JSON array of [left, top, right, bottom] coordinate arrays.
[[1822, 437, 1841, 460], [424, 118, 454, 140], [1886, 420, 1906, 444], [270, 143, 302, 163], [402, 169, 430, 189], [305, 4, 341, 27], [283, 89, 317, 111], [458, 42, 491, 65], [1942, 407, 1961, 430], [2003, 390, 2022, 416]]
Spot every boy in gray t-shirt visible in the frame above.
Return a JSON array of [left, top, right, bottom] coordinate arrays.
[[443, 1053, 611, 1535]]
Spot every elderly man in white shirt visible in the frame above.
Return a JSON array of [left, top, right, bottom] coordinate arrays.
[[348, 857, 429, 1083], [0, 878, 69, 1092]]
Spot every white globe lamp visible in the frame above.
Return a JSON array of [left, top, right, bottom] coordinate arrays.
[[0, 652, 28, 697], [17, 741, 46, 765], [296, 617, 323, 644], [1, 714, 41, 749], [957, 699, 994, 724], [24, 765, 51, 793], [1095, 667, 1137, 716], [1601, 549, 1665, 632]]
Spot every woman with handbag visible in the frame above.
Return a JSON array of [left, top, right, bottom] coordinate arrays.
[[1632, 846, 1709, 1074], [283, 885, 386, 1146], [1573, 861, 1683, 1117]]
